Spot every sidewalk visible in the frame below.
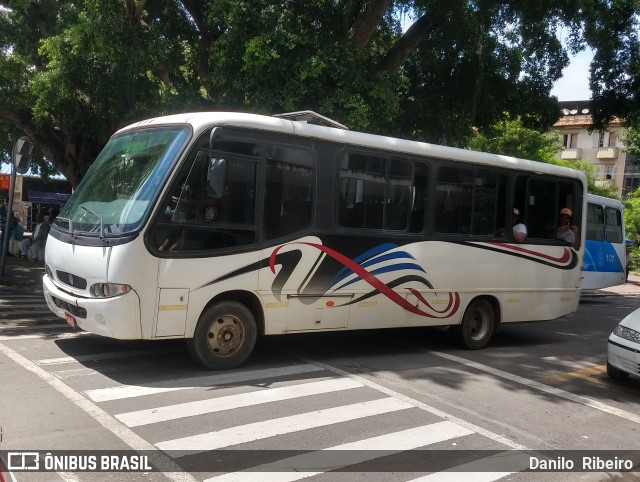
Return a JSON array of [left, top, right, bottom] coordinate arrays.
[[582, 273, 640, 297], [0, 253, 45, 289]]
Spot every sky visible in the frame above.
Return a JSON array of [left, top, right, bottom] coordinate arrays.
[[550, 48, 594, 101]]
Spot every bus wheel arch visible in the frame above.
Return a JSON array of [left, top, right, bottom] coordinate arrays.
[[454, 296, 500, 350], [188, 291, 263, 370]]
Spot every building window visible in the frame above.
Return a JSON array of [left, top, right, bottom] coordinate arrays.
[[563, 134, 577, 148]]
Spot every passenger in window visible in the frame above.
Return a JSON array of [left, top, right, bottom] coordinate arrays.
[[496, 208, 527, 243], [557, 208, 580, 249], [511, 208, 527, 243]]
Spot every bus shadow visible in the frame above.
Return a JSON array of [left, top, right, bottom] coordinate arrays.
[[50, 315, 638, 407]]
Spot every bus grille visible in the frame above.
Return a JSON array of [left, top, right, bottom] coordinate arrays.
[[52, 296, 88, 318], [56, 271, 87, 290]]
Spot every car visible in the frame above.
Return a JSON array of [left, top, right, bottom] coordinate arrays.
[[607, 307, 640, 379]]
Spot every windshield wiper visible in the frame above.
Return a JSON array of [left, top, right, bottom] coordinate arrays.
[[81, 205, 108, 241]]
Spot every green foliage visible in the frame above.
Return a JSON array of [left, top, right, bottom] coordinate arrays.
[[553, 159, 617, 198], [468, 115, 618, 199], [624, 187, 640, 272], [468, 115, 560, 162], [624, 188, 640, 241], [1, 1, 639, 185], [621, 124, 640, 157]]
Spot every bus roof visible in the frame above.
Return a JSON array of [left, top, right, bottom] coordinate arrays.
[[587, 193, 623, 207], [117, 112, 587, 183]]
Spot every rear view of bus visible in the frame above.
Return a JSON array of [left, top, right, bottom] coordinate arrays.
[[582, 194, 627, 289]]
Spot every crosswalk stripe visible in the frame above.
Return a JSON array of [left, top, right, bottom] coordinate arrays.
[[0, 324, 68, 330], [203, 421, 474, 482], [0, 332, 90, 341], [0, 296, 46, 301], [0, 317, 62, 323], [85, 364, 326, 402], [1, 305, 55, 318], [157, 397, 415, 456], [38, 348, 181, 366], [116, 378, 364, 427], [406, 451, 529, 481]]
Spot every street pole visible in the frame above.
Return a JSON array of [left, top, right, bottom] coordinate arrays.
[[0, 137, 34, 278]]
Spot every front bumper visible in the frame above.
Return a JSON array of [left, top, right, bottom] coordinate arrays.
[[607, 334, 640, 377], [43, 275, 142, 339]]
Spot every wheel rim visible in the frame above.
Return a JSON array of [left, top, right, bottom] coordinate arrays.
[[205, 314, 245, 357], [467, 306, 490, 341]]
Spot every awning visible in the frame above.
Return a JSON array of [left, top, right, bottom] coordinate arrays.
[[28, 190, 71, 205]]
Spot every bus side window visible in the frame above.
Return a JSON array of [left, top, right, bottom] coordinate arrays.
[[586, 204, 605, 241], [605, 207, 623, 243], [264, 145, 314, 240], [150, 135, 259, 254]]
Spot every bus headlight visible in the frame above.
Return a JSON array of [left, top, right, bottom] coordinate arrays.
[[90, 283, 132, 298], [613, 324, 640, 344]]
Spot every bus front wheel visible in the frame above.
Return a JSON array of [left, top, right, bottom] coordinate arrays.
[[455, 298, 496, 349], [188, 301, 257, 370]]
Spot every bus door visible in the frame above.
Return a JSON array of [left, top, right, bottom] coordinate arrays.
[[259, 240, 350, 332], [257, 143, 348, 332]]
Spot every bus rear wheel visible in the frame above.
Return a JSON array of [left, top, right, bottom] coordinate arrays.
[[188, 301, 257, 370], [455, 298, 496, 349]]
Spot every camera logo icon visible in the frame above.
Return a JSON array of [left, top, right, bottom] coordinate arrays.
[[7, 452, 40, 470]]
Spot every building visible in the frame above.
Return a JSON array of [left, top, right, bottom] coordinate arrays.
[[0, 174, 71, 231], [552, 100, 639, 198]]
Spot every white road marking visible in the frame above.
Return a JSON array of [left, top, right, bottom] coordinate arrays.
[[85, 364, 325, 402], [0, 323, 68, 330], [0, 341, 198, 482], [116, 377, 363, 427], [204, 422, 474, 482], [433, 351, 640, 425], [157, 397, 414, 456], [291, 356, 529, 451], [37, 348, 180, 366], [407, 450, 530, 481], [0, 332, 86, 341]]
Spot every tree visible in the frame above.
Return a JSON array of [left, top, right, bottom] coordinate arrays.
[[468, 115, 618, 198], [621, 123, 640, 159], [1, 1, 639, 187], [468, 115, 560, 162]]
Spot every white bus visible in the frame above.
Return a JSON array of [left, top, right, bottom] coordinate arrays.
[[581, 194, 627, 289], [43, 111, 587, 369]]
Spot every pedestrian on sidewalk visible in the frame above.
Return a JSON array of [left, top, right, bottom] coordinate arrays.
[[21, 209, 51, 262]]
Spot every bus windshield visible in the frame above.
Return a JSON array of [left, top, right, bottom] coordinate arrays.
[[54, 126, 190, 236]]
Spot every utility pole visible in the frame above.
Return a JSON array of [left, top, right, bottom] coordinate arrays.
[[0, 136, 34, 277]]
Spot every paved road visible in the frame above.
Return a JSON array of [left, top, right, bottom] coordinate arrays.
[[1, 289, 639, 481]]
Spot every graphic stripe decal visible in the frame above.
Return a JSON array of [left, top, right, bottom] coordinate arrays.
[[270, 242, 459, 318]]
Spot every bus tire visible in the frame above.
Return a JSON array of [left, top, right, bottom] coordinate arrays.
[[188, 301, 257, 370], [455, 298, 496, 349], [606, 360, 629, 380]]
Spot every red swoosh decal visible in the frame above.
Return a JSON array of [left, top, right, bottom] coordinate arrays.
[[489, 243, 571, 264], [270, 242, 459, 318]]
